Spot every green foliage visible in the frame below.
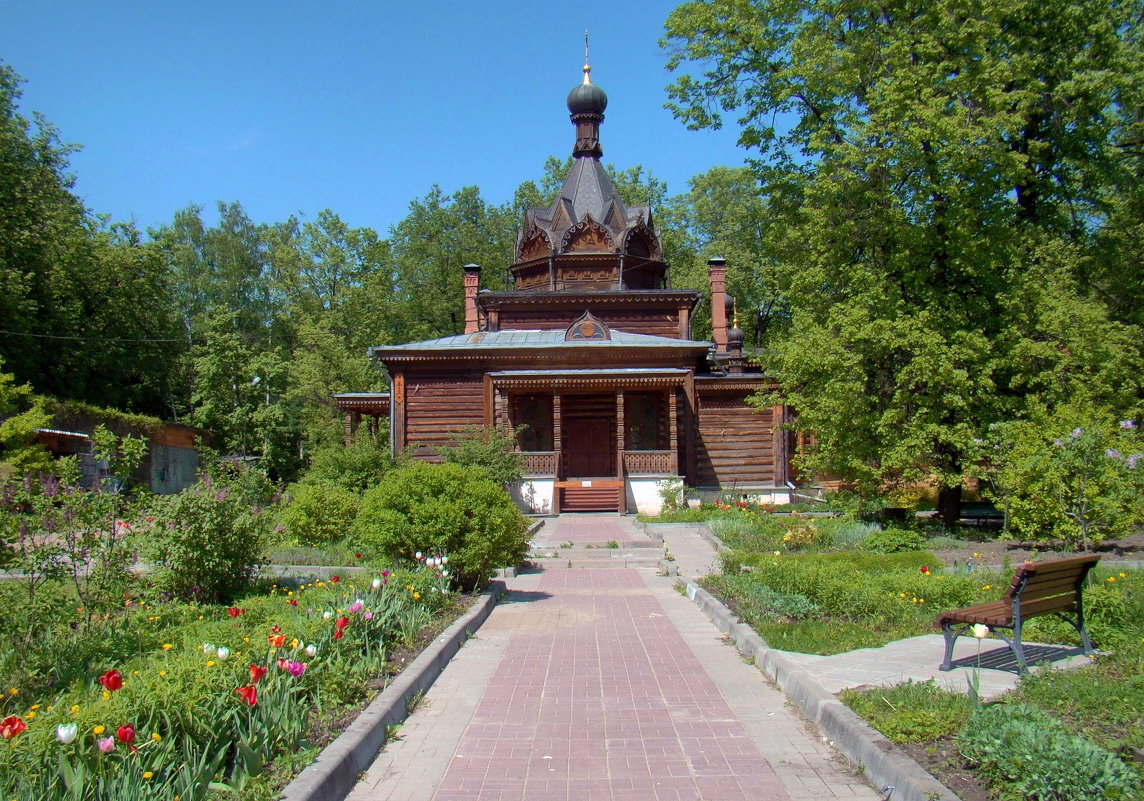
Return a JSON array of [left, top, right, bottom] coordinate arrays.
[[277, 482, 360, 546], [984, 413, 1143, 550], [864, 528, 927, 554], [0, 358, 51, 482], [662, 0, 1144, 498], [436, 425, 525, 486], [146, 475, 271, 603], [957, 704, 1140, 800], [299, 436, 394, 494], [351, 462, 529, 590], [840, 681, 969, 744], [703, 573, 819, 622]]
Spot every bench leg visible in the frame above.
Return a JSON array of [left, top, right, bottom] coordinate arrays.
[[939, 622, 960, 671], [1011, 618, 1028, 674]]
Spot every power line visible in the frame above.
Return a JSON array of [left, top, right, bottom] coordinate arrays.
[[0, 328, 186, 343]]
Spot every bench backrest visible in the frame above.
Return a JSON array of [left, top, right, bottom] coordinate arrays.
[[1005, 555, 1101, 613]]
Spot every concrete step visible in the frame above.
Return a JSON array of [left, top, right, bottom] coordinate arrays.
[[527, 546, 665, 570]]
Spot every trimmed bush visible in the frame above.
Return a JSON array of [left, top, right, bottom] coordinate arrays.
[[278, 482, 361, 545], [351, 462, 529, 589], [301, 437, 394, 493]]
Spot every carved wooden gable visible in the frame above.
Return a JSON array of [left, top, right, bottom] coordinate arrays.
[[565, 310, 611, 341], [562, 218, 615, 254], [517, 226, 552, 261]]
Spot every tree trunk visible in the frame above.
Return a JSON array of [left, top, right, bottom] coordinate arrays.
[[938, 485, 962, 529]]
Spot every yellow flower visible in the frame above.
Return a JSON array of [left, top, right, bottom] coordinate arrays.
[[25, 711, 35, 720], [143, 771, 153, 780], [243, 637, 249, 643], [93, 725, 105, 735], [206, 660, 215, 667], [413, 592, 421, 600], [102, 691, 111, 701], [151, 732, 161, 742], [982, 585, 992, 590], [291, 638, 299, 648], [162, 644, 173, 651], [973, 552, 982, 558], [159, 671, 167, 678], [30, 704, 39, 710], [1108, 576, 1116, 583], [70, 705, 80, 714], [899, 592, 906, 598], [7, 688, 16, 696], [1119, 572, 1127, 578]]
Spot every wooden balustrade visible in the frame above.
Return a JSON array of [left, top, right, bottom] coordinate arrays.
[[521, 451, 558, 476], [623, 450, 675, 475]]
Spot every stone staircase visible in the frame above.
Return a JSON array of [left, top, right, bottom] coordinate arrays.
[[527, 534, 666, 570]]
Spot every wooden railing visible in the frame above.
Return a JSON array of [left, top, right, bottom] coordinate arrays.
[[521, 451, 558, 476], [623, 450, 676, 475]]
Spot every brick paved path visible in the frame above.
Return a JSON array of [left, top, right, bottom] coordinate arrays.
[[348, 515, 878, 801]]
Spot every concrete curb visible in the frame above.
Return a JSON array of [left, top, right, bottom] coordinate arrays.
[[684, 582, 960, 801], [279, 580, 508, 801]]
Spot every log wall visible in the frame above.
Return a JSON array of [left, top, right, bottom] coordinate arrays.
[[402, 370, 486, 457], [695, 390, 776, 487]]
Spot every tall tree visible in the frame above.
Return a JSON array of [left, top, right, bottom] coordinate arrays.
[[663, 0, 1144, 520]]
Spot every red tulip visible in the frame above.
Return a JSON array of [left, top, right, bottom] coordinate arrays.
[[270, 625, 281, 634], [236, 685, 257, 706], [116, 724, 135, 745], [227, 607, 242, 618], [920, 566, 930, 575], [330, 575, 340, 583], [268, 634, 286, 648], [277, 657, 289, 670], [334, 616, 350, 631], [97, 669, 123, 692], [0, 715, 26, 740], [288, 598, 298, 606], [249, 664, 268, 683]]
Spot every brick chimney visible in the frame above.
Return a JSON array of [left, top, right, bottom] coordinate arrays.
[[708, 258, 728, 352], [463, 263, 481, 334]]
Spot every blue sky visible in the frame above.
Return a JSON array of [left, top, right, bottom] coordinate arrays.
[[1, 0, 748, 235]]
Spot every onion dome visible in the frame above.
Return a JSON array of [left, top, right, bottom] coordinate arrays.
[[567, 64, 608, 116], [727, 296, 745, 350]]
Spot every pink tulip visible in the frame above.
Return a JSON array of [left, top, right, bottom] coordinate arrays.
[[97, 736, 115, 753], [287, 661, 307, 677]]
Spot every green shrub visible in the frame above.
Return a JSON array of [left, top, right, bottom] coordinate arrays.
[[146, 476, 271, 603], [278, 482, 361, 545], [351, 462, 529, 589], [301, 436, 395, 493], [864, 528, 927, 553], [437, 425, 525, 486], [840, 681, 969, 743], [957, 704, 1140, 800]]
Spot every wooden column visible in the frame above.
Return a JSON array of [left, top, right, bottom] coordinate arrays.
[[392, 372, 406, 457], [483, 375, 494, 426], [553, 392, 562, 512], [669, 389, 679, 475], [772, 403, 789, 487], [616, 390, 626, 514], [343, 412, 353, 446], [495, 388, 509, 433], [683, 373, 697, 486]]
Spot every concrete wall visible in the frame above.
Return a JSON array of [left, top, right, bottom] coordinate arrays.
[[148, 444, 200, 495], [626, 477, 670, 516]]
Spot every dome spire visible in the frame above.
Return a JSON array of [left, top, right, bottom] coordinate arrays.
[[567, 32, 607, 158]]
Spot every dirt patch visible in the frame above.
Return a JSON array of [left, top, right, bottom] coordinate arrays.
[[899, 739, 991, 801], [928, 530, 1144, 570]]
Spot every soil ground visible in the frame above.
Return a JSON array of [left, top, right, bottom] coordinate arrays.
[[927, 527, 1144, 570]]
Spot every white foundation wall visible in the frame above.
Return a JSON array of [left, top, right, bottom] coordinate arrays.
[[626, 478, 670, 516], [509, 479, 554, 515]]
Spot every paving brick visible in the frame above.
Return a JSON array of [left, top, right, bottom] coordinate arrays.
[[348, 515, 879, 801]]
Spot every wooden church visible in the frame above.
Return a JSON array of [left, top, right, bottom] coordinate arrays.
[[336, 64, 792, 514]]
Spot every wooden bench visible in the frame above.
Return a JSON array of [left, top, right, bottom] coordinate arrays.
[[936, 554, 1099, 673], [958, 502, 1005, 527]]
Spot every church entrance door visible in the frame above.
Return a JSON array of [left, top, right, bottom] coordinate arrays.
[[561, 394, 616, 478]]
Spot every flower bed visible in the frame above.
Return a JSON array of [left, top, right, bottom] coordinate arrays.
[[0, 563, 457, 800]]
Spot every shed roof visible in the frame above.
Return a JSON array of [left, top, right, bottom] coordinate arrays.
[[370, 329, 711, 356]]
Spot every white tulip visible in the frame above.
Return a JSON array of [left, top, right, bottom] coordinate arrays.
[[305, 644, 318, 658], [56, 723, 78, 744], [216, 646, 231, 660], [201, 642, 215, 655], [971, 623, 989, 639], [371, 578, 382, 591]]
